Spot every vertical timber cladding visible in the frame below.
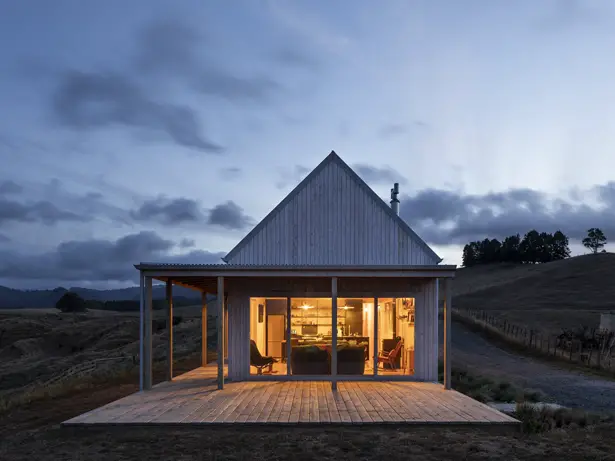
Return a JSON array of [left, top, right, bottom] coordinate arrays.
[[414, 279, 439, 381], [227, 292, 250, 381], [225, 157, 440, 265]]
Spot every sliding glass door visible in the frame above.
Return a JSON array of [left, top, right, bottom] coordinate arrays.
[[248, 295, 415, 378]]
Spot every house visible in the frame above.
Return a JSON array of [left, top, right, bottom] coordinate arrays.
[[136, 151, 455, 391]]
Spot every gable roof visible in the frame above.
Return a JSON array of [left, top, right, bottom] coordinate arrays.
[[223, 151, 442, 264]]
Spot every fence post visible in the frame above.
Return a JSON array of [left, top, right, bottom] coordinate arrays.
[[529, 330, 533, 348]]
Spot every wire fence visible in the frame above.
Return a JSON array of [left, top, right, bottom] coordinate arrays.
[[453, 308, 615, 373]]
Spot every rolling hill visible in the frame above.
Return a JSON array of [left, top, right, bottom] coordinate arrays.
[[451, 252, 615, 333], [0, 284, 201, 309]]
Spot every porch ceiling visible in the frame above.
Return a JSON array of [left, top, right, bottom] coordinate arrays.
[[142, 264, 456, 293]]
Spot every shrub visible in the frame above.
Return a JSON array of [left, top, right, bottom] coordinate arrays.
[[56, 292, 87, 313], [515, 403, 611, 433]]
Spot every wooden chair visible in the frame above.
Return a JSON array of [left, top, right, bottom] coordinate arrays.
[[250, 340, 277, 375], [378, 339, 403, 370]]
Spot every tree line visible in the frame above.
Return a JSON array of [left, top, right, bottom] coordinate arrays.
[[462, 230, 570, 266], [462, 227, 608, 267]]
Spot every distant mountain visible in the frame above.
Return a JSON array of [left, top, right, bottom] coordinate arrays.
[[0, 284, 202, 309]]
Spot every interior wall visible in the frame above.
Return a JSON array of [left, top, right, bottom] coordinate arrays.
[[249, 297, 266, 353], [362, 302, 373, 338], [249, 298, 257, 343]]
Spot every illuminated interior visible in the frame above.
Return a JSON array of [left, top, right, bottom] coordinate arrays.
[[249, 297, 415, 376]]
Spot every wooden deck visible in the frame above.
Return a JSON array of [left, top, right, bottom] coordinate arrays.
[[63, 366, 519, 427]]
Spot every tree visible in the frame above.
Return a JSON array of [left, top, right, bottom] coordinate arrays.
[[56, 292, 87, 313], [462, 242, 479, 267], [520, 230, 541, 264], [476, 238, 501, 264], [582, 228, 607, 254], [462, 229, 572, 267], [537, 232, 558, 263], [500, 234, 521, 263], [551, 230, 571, 260]]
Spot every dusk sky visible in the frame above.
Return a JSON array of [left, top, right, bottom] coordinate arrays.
[[1, 0, 614, 289]]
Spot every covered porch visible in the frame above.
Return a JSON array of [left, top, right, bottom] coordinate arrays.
[[136, 264, 456, 391], [63, 365, 519, 426]]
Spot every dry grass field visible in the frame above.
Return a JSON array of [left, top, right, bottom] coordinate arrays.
[[0, 357, 614, 461], [2, 299, 615, 458], [0, 305, 211, 409], [451, 253, 615, 334]]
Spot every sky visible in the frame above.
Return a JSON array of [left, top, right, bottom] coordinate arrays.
[[0, 0, 614, 290]]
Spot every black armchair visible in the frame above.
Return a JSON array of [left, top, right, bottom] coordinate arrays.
[[250, 340, 277, 375]]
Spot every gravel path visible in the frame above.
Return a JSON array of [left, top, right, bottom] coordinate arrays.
[[440, 320, 615, 412]]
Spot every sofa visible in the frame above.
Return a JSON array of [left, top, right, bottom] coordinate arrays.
[[337, 345, 366, 375], [290, 345, 330, 374], [290, 344, 367, 375]]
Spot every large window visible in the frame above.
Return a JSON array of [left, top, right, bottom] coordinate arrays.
[[376, 298, 415, 375], [249, 298, 287, 376], [336, 298, 374, 376], [249, 296, 415, 377], [289, 298, 332, 375]]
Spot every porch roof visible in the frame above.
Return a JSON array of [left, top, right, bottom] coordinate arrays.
[[135, 263, 456, 293]]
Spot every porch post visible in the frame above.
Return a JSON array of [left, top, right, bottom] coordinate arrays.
[[217, 276, 225, 390], [166, 279, 173, 381], [286, 297, 291, 375], [139, 271, 144, 391], [143, 275, 153, 390], [443, 278, 452, 390], [331, 277, 338, 389], [373, 297, 379, 375], [201, 292, 208, 367]]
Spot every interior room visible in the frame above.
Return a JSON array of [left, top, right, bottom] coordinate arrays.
[[249, 297, 415, 377]]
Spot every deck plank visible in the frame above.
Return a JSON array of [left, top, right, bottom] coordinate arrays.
[[62, 366, 520, 427]]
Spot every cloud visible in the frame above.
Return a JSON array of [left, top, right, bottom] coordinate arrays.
[[0, 231, 225, 284], [400, 182, 615, 245], [179, 238, 196, 248], [0, 233, 10, 243], [135, 20, 280, 103], [353, 164, 406, 186], [378, 121, 428, 139], [207, 201, 253, 230], [0, 179, 131, 230], [0, 180, 23, 195], [51, 70, 224, 153], [129, 196, 253, 230], [130, 196, 205, 225], [220, 166, 242, 179], [0, 197, 89, 225], [379, 123, 409, 138], [276, 165, 310, 189]]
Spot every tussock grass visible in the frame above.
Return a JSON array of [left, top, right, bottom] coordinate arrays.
[[515, 403, 614, 433], [438, 361, 543, 403]]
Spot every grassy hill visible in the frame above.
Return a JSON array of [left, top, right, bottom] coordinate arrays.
[[450, 253, 615, 334], [0, 284, 202, 309]]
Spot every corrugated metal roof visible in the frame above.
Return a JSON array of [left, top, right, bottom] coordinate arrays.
[[135, 263, 457, 271], [222, 151, 442, 264]]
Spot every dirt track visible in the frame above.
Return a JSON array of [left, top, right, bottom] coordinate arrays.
[[442, 320, 615, 412]]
